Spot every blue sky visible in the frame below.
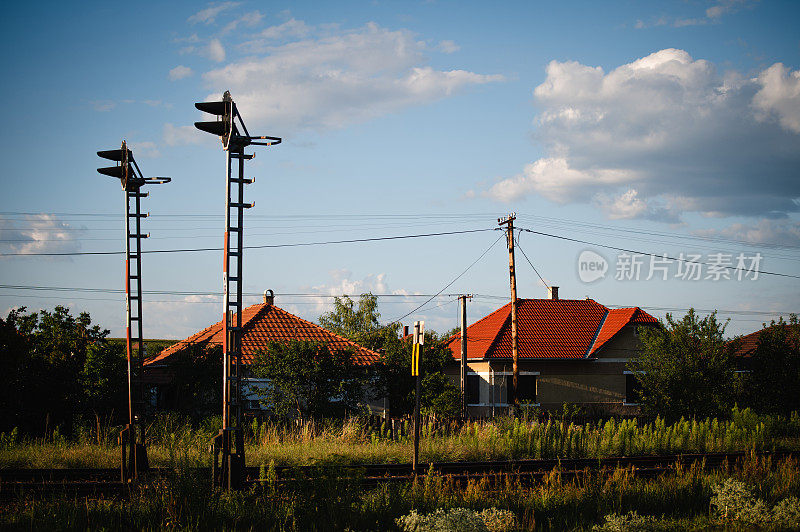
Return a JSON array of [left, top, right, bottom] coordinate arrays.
[[1, 0, 799, 340]]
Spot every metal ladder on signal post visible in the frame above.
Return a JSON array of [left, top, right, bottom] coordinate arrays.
[[195, 91, 281, 489], [97, 141, 170, 482], [220, 144, 253, 489]]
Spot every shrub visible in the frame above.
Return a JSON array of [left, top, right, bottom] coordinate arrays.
[[396, 507, 517, 532]]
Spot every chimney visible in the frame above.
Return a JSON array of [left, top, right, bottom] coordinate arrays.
[[403, 325, 409, 338], [263, 289, 274, 305], [548, 286, 559, 300]]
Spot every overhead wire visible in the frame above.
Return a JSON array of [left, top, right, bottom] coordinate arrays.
[[385, 233, 505, 326], [0, 228, 496, 257], [519, 227, 800, 280], [515, 229, 549, 288]]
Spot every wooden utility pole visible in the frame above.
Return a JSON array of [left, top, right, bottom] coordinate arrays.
[[459, 294, 472, 418], [498, 214, 518, 409]]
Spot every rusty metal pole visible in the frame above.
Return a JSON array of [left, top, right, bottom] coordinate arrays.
[[98, 141, 169, 482], [498, 214, 518, 412], [195, 91, 281, 490]]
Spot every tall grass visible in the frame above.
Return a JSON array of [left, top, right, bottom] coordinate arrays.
[[2, 407, 799, 468], [3, 453, 799, 530]]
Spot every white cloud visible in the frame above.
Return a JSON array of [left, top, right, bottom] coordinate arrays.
[[0, 214, 83, 258], [90, 100, 116, 112], [753, 63, 800, 133], [694, 219, 800, 247], [128, 140, 160, 159], [438, 40, 460, 53], [188, 2, 240, 25], [163, 123, 204, 146], [706, 0, 752, 19], [147, 296, 219, 339], [169, 65, 193, 81], [221, 10, 264, 34], [635, 0, 756, 28], [484, 49, 800, 224], [239, 18, 310, 50], [205, 38, 226, 62], [202, 22, 502, 133]]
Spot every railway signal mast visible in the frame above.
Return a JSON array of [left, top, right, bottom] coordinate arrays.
[[97, 142, 170, 482], [195, 91, 281, 490]]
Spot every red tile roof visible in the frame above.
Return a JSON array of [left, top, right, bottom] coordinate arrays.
[[447, 299, 657, 360], [145, 302, 381, 367], [731, 323, 800, 358]]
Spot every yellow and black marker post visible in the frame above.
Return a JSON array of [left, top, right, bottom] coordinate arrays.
[[412, 321, 424, 474]]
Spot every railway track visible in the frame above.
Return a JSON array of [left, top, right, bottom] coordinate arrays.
[[1, 450, 795, 498]]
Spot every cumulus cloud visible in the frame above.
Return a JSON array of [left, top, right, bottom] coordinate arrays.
[[0, 214, 83, 258], [484, 49, 800, 222], [201, 22, 503, 132], [204, 38, 226, 62], [753, 63, 800, 133], [169, 65, 193, 81], [188, 2, 240, 25]]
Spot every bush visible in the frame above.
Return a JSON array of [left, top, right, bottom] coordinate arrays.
[[592, 511, 664, 531], [711, 477, 800, 528], [396, 507, 517, 532]]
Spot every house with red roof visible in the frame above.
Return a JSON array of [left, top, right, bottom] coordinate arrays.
[[144, 291, 382, 412], [445, 289, 658, 416]]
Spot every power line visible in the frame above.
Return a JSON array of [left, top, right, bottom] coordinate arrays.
[[0, 284, 475, 298], [515, 231, 548, 288], [386, 233, 505, 325], [0, 228, 497, 257], [520, 227, 800, 280]]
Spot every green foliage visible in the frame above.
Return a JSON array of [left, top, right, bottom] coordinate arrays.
[[318, 293, 381, 349], [396, 507, 503, 531], [592, 511, 664, 531], [316, 293, 461, 418], [166, 344, 223, 417], [630, 309, 738, 420], [740, 315, 800, 416], [251, 340, 365, 418], [0, 306, 125, 435], [711, 477, 800, 528], [373, 329, 461, 417], [12, 453, 797, 531]]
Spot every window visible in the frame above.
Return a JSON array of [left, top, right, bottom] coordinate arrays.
[[625, 373, 641, 404], [517, 374, 537, 403], [466, 374, 481, 404]]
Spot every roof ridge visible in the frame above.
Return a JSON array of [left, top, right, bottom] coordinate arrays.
[[266, 304, 381, 357], [447, 301, 512, 345], [585, 309, 610, 357], [485, 305, 513, 358]]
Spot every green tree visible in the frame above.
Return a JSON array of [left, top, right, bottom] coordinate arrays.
[[0, 306, 122, 434], [165, 344, 223, 417], [80, 341, 127, 442], [740, 315, 800, 416], [318, 294, 461, 418], [372, 329, 461, 418], [251, 340, 365, 419], [318, 294, 381, 349], [629, 309, 738, 420]]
